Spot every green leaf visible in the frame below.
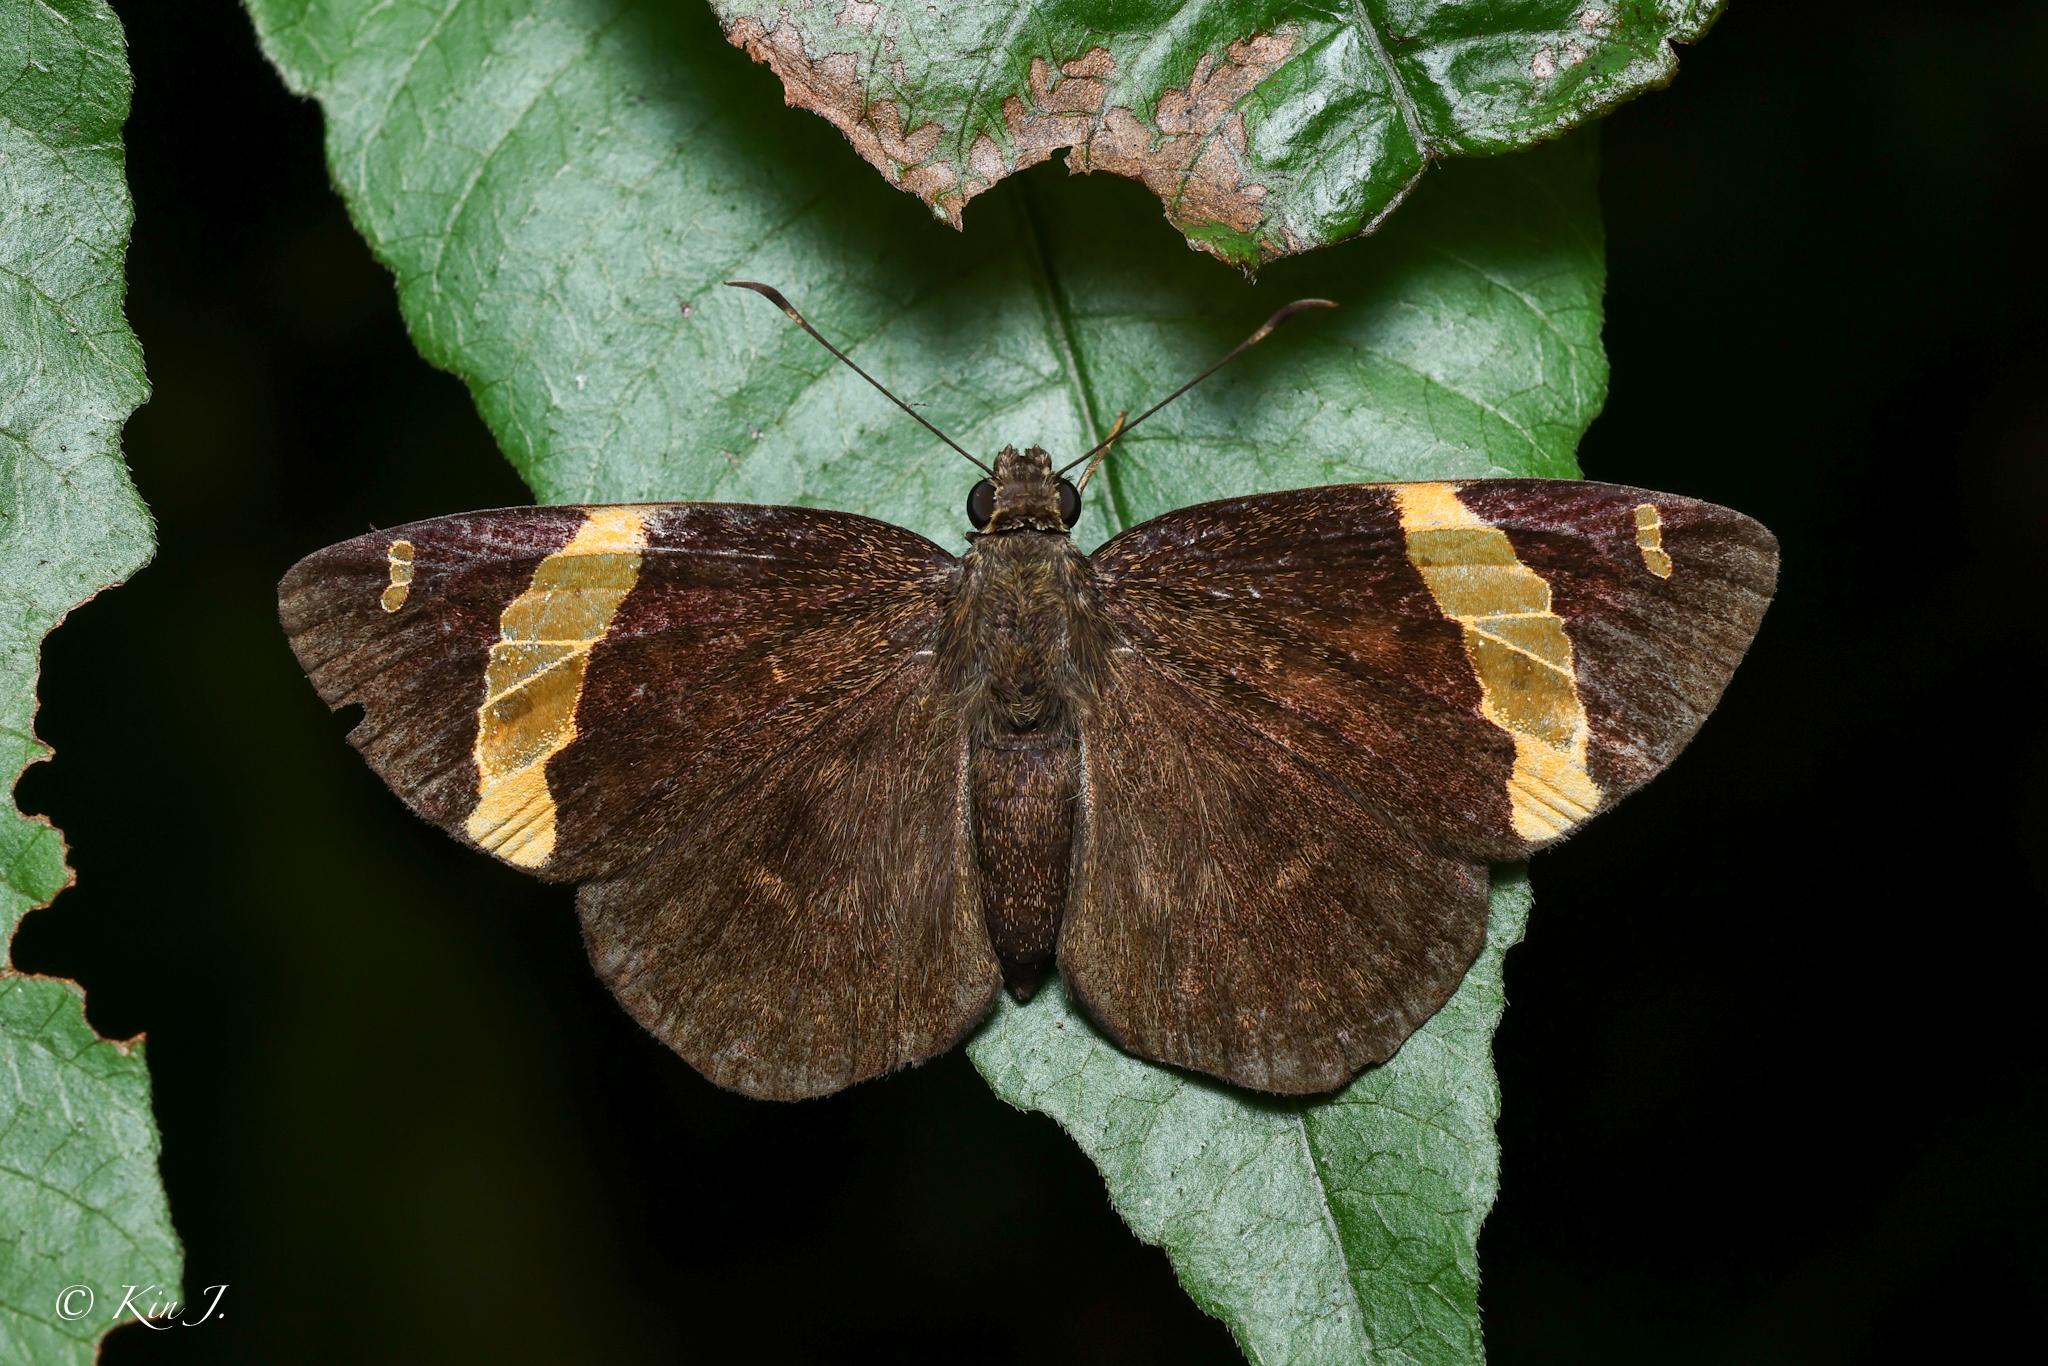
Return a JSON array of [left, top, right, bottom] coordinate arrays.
[[243, 2, 1606, 1357], [713, 0, 1718, 266], [971, 874, 1530, 1363], [0, 1, 182, 1359]]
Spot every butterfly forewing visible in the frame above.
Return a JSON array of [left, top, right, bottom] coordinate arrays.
[[281, 506, 620, 876], [1443, 481, 1779, 803], [1088, 480, 1778, 861], [279, 503, 959, 880]]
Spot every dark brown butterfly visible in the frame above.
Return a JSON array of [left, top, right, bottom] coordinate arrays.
[[279, 287, 1777, 1101]]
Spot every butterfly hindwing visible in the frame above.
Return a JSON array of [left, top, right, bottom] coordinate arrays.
[[1063, 648, 1492, 1093], [579, 655, 1001, 1100]]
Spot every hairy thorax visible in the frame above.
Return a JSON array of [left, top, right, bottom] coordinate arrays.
[[946, 529, 1106, 999], [953, 531, 1102, 736]]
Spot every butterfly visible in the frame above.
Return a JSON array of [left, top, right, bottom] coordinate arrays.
[[279, 287, 1777, 1101]]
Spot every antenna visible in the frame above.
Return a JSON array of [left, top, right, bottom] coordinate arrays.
[[726, 282, 993, 475], [1055, 299, 1336, 477]]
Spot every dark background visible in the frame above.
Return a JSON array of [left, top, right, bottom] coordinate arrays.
[[14, 2, 2042, 1361]]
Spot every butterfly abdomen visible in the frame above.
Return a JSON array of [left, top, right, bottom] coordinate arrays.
[[971, 738, 1077, 1000], [951, 530, 1107, 998]]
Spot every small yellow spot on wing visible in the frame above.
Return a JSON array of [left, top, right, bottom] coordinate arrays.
[[381, 539, 415, 612], [1634, 503, 1674, 578], [464, 508, 648, 867], [1391, 483, 1603, 842]]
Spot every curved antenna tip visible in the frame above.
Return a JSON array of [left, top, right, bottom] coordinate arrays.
[[725, 280, 806, 325], [1251, 298, 1337, 338], [726, 281, 993, 475], [1055, 297, 1338, 476]]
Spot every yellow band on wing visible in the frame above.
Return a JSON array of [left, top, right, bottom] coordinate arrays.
[[1634, 502, 1674, 578], [464, 508, 648, 867], [380, 539, 415, 612], [1391, 483, 1601, 842]]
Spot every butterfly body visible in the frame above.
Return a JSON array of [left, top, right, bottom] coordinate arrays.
[[281, 462, 1776, 1100], [948, 446, 1106, 998]]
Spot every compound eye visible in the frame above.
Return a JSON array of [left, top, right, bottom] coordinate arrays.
[[966, 479, 996, 530], [1057, 478, 1082, 529]]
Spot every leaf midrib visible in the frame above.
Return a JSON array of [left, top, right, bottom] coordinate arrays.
[[1295, 1107, 1371, 1357], [1014, 183, 1128, 531], [1350, 0, 1427, 158]]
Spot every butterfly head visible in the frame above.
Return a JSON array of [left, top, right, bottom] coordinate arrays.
[[967, 446, 1081, 536]]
